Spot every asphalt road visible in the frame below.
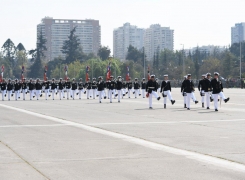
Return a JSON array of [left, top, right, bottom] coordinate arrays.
[[0, 88, 245, 180]]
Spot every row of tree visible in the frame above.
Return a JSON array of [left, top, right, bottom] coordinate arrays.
[[1, 26, 245, 80]]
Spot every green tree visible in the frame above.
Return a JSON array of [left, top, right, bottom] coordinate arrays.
[[16, 43, 26, 51], [28, 30, 47, 78], [61, 27, 81, 64], [98, 46, 111, 61]]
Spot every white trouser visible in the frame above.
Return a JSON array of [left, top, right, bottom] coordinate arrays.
[[157, 88, 161, 94], [134, 89, 139, 98], [213, 92, 226, 110], [186, 93, 192, 108], [201, 90, 205, 103], [78, 89, 84, 99], [1, 90, 6, 100], [22, 89, 27, 100], [87, 89, 91, 98], [51, 89, 56, 100], [148, 90, 159, 108], [29, 90, 33, 100], [98, 91, 103, 102], [117, 89, 122, 101], [128, 89, 132, 98], [45, 89, 50, 100], [7, 91, 12, 100], [183, 92, 187, 104], [163, 90, 173, 104], [191, 92, 197, 102], [36, 90, 41, 100], [71, 90, 76, 99], [142, 89, 145, 98], [59, 89, 64, 99], [66, 89, 70, 99], [15, 90, 19, 100], [114, 89, 117, 98], [205, 92, 211, 108], [109, 89, 113, 102], [92, 89, 96, 99]]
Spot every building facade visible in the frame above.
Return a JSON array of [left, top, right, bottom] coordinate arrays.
[[113, 23, 144, 61], [37, 17, 101, 61], [144, 24, 174, 61], [231, 23, 245, 44]]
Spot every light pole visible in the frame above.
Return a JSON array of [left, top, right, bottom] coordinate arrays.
[[180, 44, 185, 76], [143, 47, 145, 78], [240, 40, 242, 81]]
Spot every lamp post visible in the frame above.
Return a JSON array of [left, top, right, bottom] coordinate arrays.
[[180, 44, 185, 76], [143, 47, 145, 78]]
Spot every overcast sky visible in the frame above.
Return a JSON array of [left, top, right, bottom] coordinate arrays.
[[0, 0, 244, 53]]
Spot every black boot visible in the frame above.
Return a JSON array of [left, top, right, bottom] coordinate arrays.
[[202, 103, 204, 108], [224, 97, 230, 103], [164, 104, 166, 109], [195, 101, 198, 104], [184, 104, 187, 108], [171, 100, 175, 105]]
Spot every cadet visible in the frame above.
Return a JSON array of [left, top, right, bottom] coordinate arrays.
[[7, 79, 13, 101], [211, 72, 230, 111], [156, 78, 161, 94], [181, 76, 187, 108], [182, 74, 198, 110], [21, 78, 27, 100], [122, 79, 127, 96], [91, 78, 97, 99], [127, 78, 133, 98], [0, 79, 7, 101], [198, 74, 206, 108], [97, 76, 105, 103], [146, 75, 161, 109], [50, 78, 57, 100], [14, 79, 21, 100], [133, 78, 141, 98], [71, 78, 77, 100], [65, 78, 71, 100], [85, 78, 92, 99], [141, 78, 146, 98], [28, 78, 35, 100], [116, 76, 123, 103], [203, 73, 212, 109], [43, 78, 51, 100], [77, 78, 85, 100], [35, 79, 42, 100], [58, 78, 64, 100], [160, 75, 175, 109], [107, 76, 115, 103]]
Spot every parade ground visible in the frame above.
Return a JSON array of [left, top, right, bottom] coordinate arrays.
[[0, 88, 245, 180]]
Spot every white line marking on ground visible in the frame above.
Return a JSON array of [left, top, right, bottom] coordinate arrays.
[[89, 119, 245, 125], [0, 103, 245, 173], [0, 124, 68, 128]]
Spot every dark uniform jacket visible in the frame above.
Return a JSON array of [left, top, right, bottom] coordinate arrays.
[[133, 82, 140, 89], [0, 82, 7, 91], [160, 81, 171, 92], [127, 82, 133, 89], [71, 82, 77, 90], [92, 82, 97, 89], [43, 81, 50, 90], [28, 82, 35, 90], [203, 79, 212, 92], [107, 81, 115, 90], [181, 80, 186, 92], [78, 82, 84, 90], [65, 81, 71, 89], [97, 81, 104, 91], [116, 81, 122, 90], [7, 83, 13, 91], [14, 83, 21, 91], [122, 82, 127, 88], [211, 78, 223, 94], [21, 82, 27, 90], [85, 82, 92, 89], [182, 80, 195, 93], [51, 82, 57, 90], [146, 80, 158, 93], [141, 82, 146, 89], [58, 82, 64, 90], [35, 82, 42, 90], [198, 79, 205, 91]]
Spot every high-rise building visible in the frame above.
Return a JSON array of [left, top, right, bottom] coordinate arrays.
[[231, 23, 245, 44], [144, 24, 174, 61], [37, 17, 101, 61], [113, 23, 144, 61]]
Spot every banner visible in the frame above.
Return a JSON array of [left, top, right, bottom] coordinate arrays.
[[86, 66, 90, 82], [147, 66, 151, 80], [126, 66, 130, 81], [21, 65, 25, 81], [106, 62, 111, 80], [64, 65, 68, 80], [44, 65, 48, 81], [0, 65, 4, 82]]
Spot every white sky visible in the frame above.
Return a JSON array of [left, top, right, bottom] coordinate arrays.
[[0, 0, 244, 53]]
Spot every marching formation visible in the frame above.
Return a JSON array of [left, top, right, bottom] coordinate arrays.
[[0, 72, 230, 112]]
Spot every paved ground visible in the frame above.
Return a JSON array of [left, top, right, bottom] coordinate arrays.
[[0, 88, 245, 180]]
